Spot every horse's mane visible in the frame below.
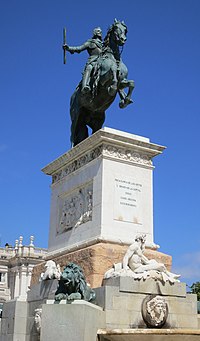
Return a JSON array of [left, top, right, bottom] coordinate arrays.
[[104, 25, 113, 47]]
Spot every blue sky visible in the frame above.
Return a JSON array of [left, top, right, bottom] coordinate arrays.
[[1, 0, 200, 285]]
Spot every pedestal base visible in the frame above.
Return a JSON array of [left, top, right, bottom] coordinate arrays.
[[31, 242, 172, 288], [40, 301, 105, 341], [95, 277, 198, 330], [42, 128, 166, 253]]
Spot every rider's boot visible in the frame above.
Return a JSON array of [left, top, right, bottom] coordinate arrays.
[[82, 70, 91, 94]]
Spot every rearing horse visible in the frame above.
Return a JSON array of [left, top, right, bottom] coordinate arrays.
[[70, 20, 134, 146]]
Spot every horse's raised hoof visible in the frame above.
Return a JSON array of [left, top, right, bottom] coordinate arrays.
[[119, 99, 125, 108], [119, 97, 133, 109], [108, 85, 117, 96], [125, 97, 133, 105], [82, 86, 91, 94]]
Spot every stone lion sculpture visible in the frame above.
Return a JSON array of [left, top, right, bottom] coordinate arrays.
[[55, 262, 96, 303], [40, 260, 61, 281]]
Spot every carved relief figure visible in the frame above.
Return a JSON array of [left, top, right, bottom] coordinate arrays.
[[142, 295, 168, 328], [85, 190, 92, 218], [147, 296, 167, 326], [57, 185, 93, 234], [34, 308, 42, 334], [60, 201, 71, 229]]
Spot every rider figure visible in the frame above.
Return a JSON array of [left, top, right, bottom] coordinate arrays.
[[63, 27, 103, 94]]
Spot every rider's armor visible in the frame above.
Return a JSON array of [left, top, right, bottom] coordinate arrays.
[[67, 37, 103, 93]]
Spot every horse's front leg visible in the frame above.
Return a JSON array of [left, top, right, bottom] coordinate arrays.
[[118, 79, 135, 108], [108, 65, 118, 96]]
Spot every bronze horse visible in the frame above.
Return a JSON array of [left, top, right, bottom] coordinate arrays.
[[70, 20, 134, 146]]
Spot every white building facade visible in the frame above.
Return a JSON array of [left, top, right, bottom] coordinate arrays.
[[0, 236, 47, 308]]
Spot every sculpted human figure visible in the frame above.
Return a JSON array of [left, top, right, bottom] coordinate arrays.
[[122, 234, 180, 282], [104, 234, 180, 283], [63, 20, 134, 146], [34, 308, 42, 334], [63, 27, 103, 93]]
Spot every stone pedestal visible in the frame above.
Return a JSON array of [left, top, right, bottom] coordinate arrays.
[[40, 300, 105, 341], [42, 127, 165, 254], [31, 243, 172, 288], [95, 277, 199, 330], [1, 299, 28, 341], [29, 127, 171, 288], [2, 277, 199, 341], [2, 129, 199, 341]]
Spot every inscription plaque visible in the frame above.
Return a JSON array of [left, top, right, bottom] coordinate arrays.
[[114, 176, 143, 224]]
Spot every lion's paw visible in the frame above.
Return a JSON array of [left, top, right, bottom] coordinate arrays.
[[67, 292, 82, 302], [55, 293, 66, 301]]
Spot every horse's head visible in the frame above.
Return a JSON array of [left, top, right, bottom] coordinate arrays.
[[108, 19, 128, 46]]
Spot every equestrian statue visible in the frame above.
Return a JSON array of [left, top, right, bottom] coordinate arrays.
[[63, 19, 134, 146]]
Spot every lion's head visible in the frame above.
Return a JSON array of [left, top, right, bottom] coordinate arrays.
[[61, 263, 86, 295], [55, 262, 96, 302]]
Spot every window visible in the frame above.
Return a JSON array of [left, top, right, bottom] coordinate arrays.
[[0, 273, 5, 283]]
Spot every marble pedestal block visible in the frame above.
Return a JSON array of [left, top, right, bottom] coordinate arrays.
[[1, 299, 28, 341], [95, 277, 199, 330], [40, 300, 105, 341], [42, 128, 165, 255]]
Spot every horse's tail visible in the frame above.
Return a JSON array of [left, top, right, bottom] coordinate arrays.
[[70, 84, 81, 146]]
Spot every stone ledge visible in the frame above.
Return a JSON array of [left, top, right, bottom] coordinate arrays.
[[103, 277, 186, 297], [42, 127, 166, 181], [97, 328, 200, 335], [97, 328, 200, 341]]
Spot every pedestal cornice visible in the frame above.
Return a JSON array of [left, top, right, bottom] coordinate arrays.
[[42, 128, 166, 184]]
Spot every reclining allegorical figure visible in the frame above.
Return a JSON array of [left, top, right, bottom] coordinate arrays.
[[104, 234, 180, 284]]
